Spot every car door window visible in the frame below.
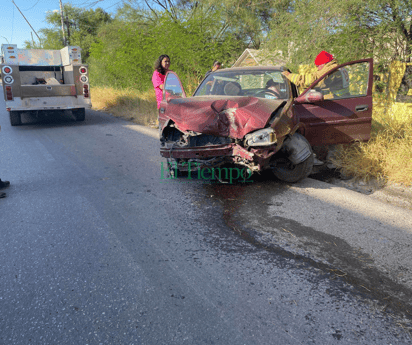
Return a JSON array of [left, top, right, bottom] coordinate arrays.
[[163, 72, 185, 101], [294, 59, 373, 146], [311, 62, 370, 100]]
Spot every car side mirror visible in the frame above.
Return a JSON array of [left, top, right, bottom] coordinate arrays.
[[294, 91, 324, 104]]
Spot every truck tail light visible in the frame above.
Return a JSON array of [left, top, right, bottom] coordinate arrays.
[[83, 84, 89, 98], [5, 86, 13, 100], [3, 66, 12, 74]]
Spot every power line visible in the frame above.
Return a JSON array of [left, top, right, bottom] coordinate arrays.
[[102, 0, 124, 10], [60, 0, 123, 12], [1, 36, 10, 44], [70, 0, 99, 6], [75, 0, 103, 9], [88, 0, 105, 6], [79, 0, 124, 11], [21, 0, 40, 11], [11, 0, 41, 42]]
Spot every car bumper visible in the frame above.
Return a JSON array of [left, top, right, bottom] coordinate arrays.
[[160, 143, 278, 172], [161, 143, 254, 160]]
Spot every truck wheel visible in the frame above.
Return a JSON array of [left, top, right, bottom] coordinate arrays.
[[9, 111, 22, 126], [74, 108, 85, 121]]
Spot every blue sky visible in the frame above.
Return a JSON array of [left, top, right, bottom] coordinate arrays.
[[1, 0, 125, 48]]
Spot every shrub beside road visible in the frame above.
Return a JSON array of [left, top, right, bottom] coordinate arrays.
[[333, 103, 412, 186]]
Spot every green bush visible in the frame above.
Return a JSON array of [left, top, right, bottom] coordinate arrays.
[[89, 13, 245, 93]]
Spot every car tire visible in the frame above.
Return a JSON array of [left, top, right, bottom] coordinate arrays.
[[9, 111, 22, 126], [74, 108, 86, 121], [272, 151, 314, 183]]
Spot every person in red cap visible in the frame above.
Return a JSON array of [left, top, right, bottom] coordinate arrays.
[[282, 50, 338, 89]]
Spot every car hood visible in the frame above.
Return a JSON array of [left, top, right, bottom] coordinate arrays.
[[163, 96, 284, 139]]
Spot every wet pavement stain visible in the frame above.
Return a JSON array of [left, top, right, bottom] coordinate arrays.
[[200, 176, 412, 323]]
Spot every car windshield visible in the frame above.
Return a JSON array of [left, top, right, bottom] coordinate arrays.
[[194, 69, 290, 100]]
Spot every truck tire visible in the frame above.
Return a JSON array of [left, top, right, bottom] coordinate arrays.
[[9, 111, 22, 126], [74, 108, 85, 121]]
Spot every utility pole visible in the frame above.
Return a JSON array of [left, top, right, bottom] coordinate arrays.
[[11, 0, 41, 44], [65, 15, 71, 45], [59, 0, 67, 46]]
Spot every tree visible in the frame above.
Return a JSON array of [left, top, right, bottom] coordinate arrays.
[[342, 0, 412, 62], [89, 3, 246, 90], [24, 4, 112, 62], [132, 0, 277, 48], [266, 0, 412, 69], [198, 0, 278, 48]]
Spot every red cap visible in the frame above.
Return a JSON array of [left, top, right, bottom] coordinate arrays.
[[314, 51, 333, 66]]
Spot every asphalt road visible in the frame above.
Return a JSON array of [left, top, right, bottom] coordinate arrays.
[[1, 98, 412, 344]]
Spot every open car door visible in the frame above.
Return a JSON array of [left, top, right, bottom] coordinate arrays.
[[158, 71, 186, 129], [293, 59, 373, 146]]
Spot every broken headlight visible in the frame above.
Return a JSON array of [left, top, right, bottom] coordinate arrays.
[[244, 128, 276, 147]]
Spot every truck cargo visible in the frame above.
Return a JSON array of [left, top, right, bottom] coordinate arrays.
[[1, 44, 91, 126]]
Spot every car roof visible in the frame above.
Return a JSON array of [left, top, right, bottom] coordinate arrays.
[[214, 65, 286, 73]]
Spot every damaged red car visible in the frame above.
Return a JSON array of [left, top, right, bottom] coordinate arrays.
[[159, 60, 373, 182]]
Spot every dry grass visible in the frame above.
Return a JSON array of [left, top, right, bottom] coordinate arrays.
[[90, 76, 200, 127], [332, 102, 412, 186], [91, 86, 158, 126]]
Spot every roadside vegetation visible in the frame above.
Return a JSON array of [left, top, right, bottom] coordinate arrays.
[[91, 86, 158, 126], [26, 0, 412, 187], [333, 104, 412, 186]]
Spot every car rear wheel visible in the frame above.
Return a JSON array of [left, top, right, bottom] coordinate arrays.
[[9, 111, 22, 126], [272, 152, 314, 183]]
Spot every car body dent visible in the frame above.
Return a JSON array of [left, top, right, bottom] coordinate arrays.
[[161, 96, 286, 139]]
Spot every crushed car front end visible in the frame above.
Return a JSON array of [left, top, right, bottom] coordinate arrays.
[[159, 66, 315, 182], [160, 96, 295, 175]]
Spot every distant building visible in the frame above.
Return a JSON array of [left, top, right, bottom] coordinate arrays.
[[232, 48, 286, 67]]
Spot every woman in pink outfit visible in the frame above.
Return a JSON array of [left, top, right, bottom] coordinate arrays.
[[152, 54, 171, 109]]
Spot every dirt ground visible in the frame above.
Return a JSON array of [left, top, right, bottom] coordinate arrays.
[[310, 168, 412, 210]]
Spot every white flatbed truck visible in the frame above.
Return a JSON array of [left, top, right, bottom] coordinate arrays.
[[1, 44, 91, 126]]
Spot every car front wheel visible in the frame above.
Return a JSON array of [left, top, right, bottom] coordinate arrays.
[[272, 152, 314, 183]]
